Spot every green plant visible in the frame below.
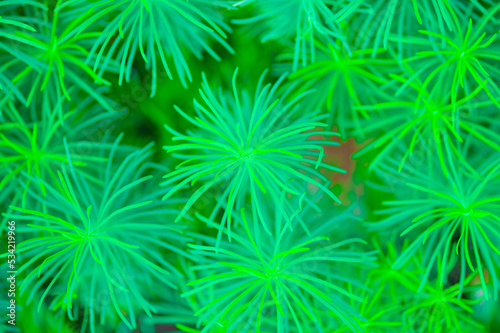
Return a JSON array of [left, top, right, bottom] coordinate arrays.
[[353, 64, 500, 176], [162, 69, 345, 247], [0, 96, 120, 233], [233, 0, 364, 71], [402, 261, 484, 333], [183, 206, 376, 332], [6, 142, 189, 332], [2, 1, 500, 332], [284, 35, 396, 137], [60, 0, 234, 95], [369, 152, 500, 299], [1, 0, 114, 116], [354, 0, 468, 58], [404, 5, 500, 110], [0, 0, 48, 103]]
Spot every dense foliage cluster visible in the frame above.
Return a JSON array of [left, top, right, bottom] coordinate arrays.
[[1, 0, 499, 332]]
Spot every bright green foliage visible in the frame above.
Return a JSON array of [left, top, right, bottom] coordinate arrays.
[[354, 0, 467, 57], [234, 0, 364, 71], [0, 97, 120, 233], [332, 284, 402, 333], [0, 1, 48, 102], [5, 142, 189, 332], [285, 35, 396, 136], [405, 5, 500, 110], [60, 0, 234, 95], [402, 263, 484, 333], [365, 239, 422, 302], [162, 69, 345, 247], [1, 0, 113, 114], [330, 240, 418, 332], [183, 207, 376, 332], [1, 0, 500, 332], [371, 153, 500, 300], [353, 64, 500, 176]]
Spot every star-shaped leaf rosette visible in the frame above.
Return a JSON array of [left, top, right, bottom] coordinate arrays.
[[161, 68, 346, 247], [4, 141, 191, 332], [367, 150, 500, 299], [181, 204, 376, 333]]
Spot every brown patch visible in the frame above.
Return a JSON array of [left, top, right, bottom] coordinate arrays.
[[469, 269, 490, 285], [307, 127, 372, 205]]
